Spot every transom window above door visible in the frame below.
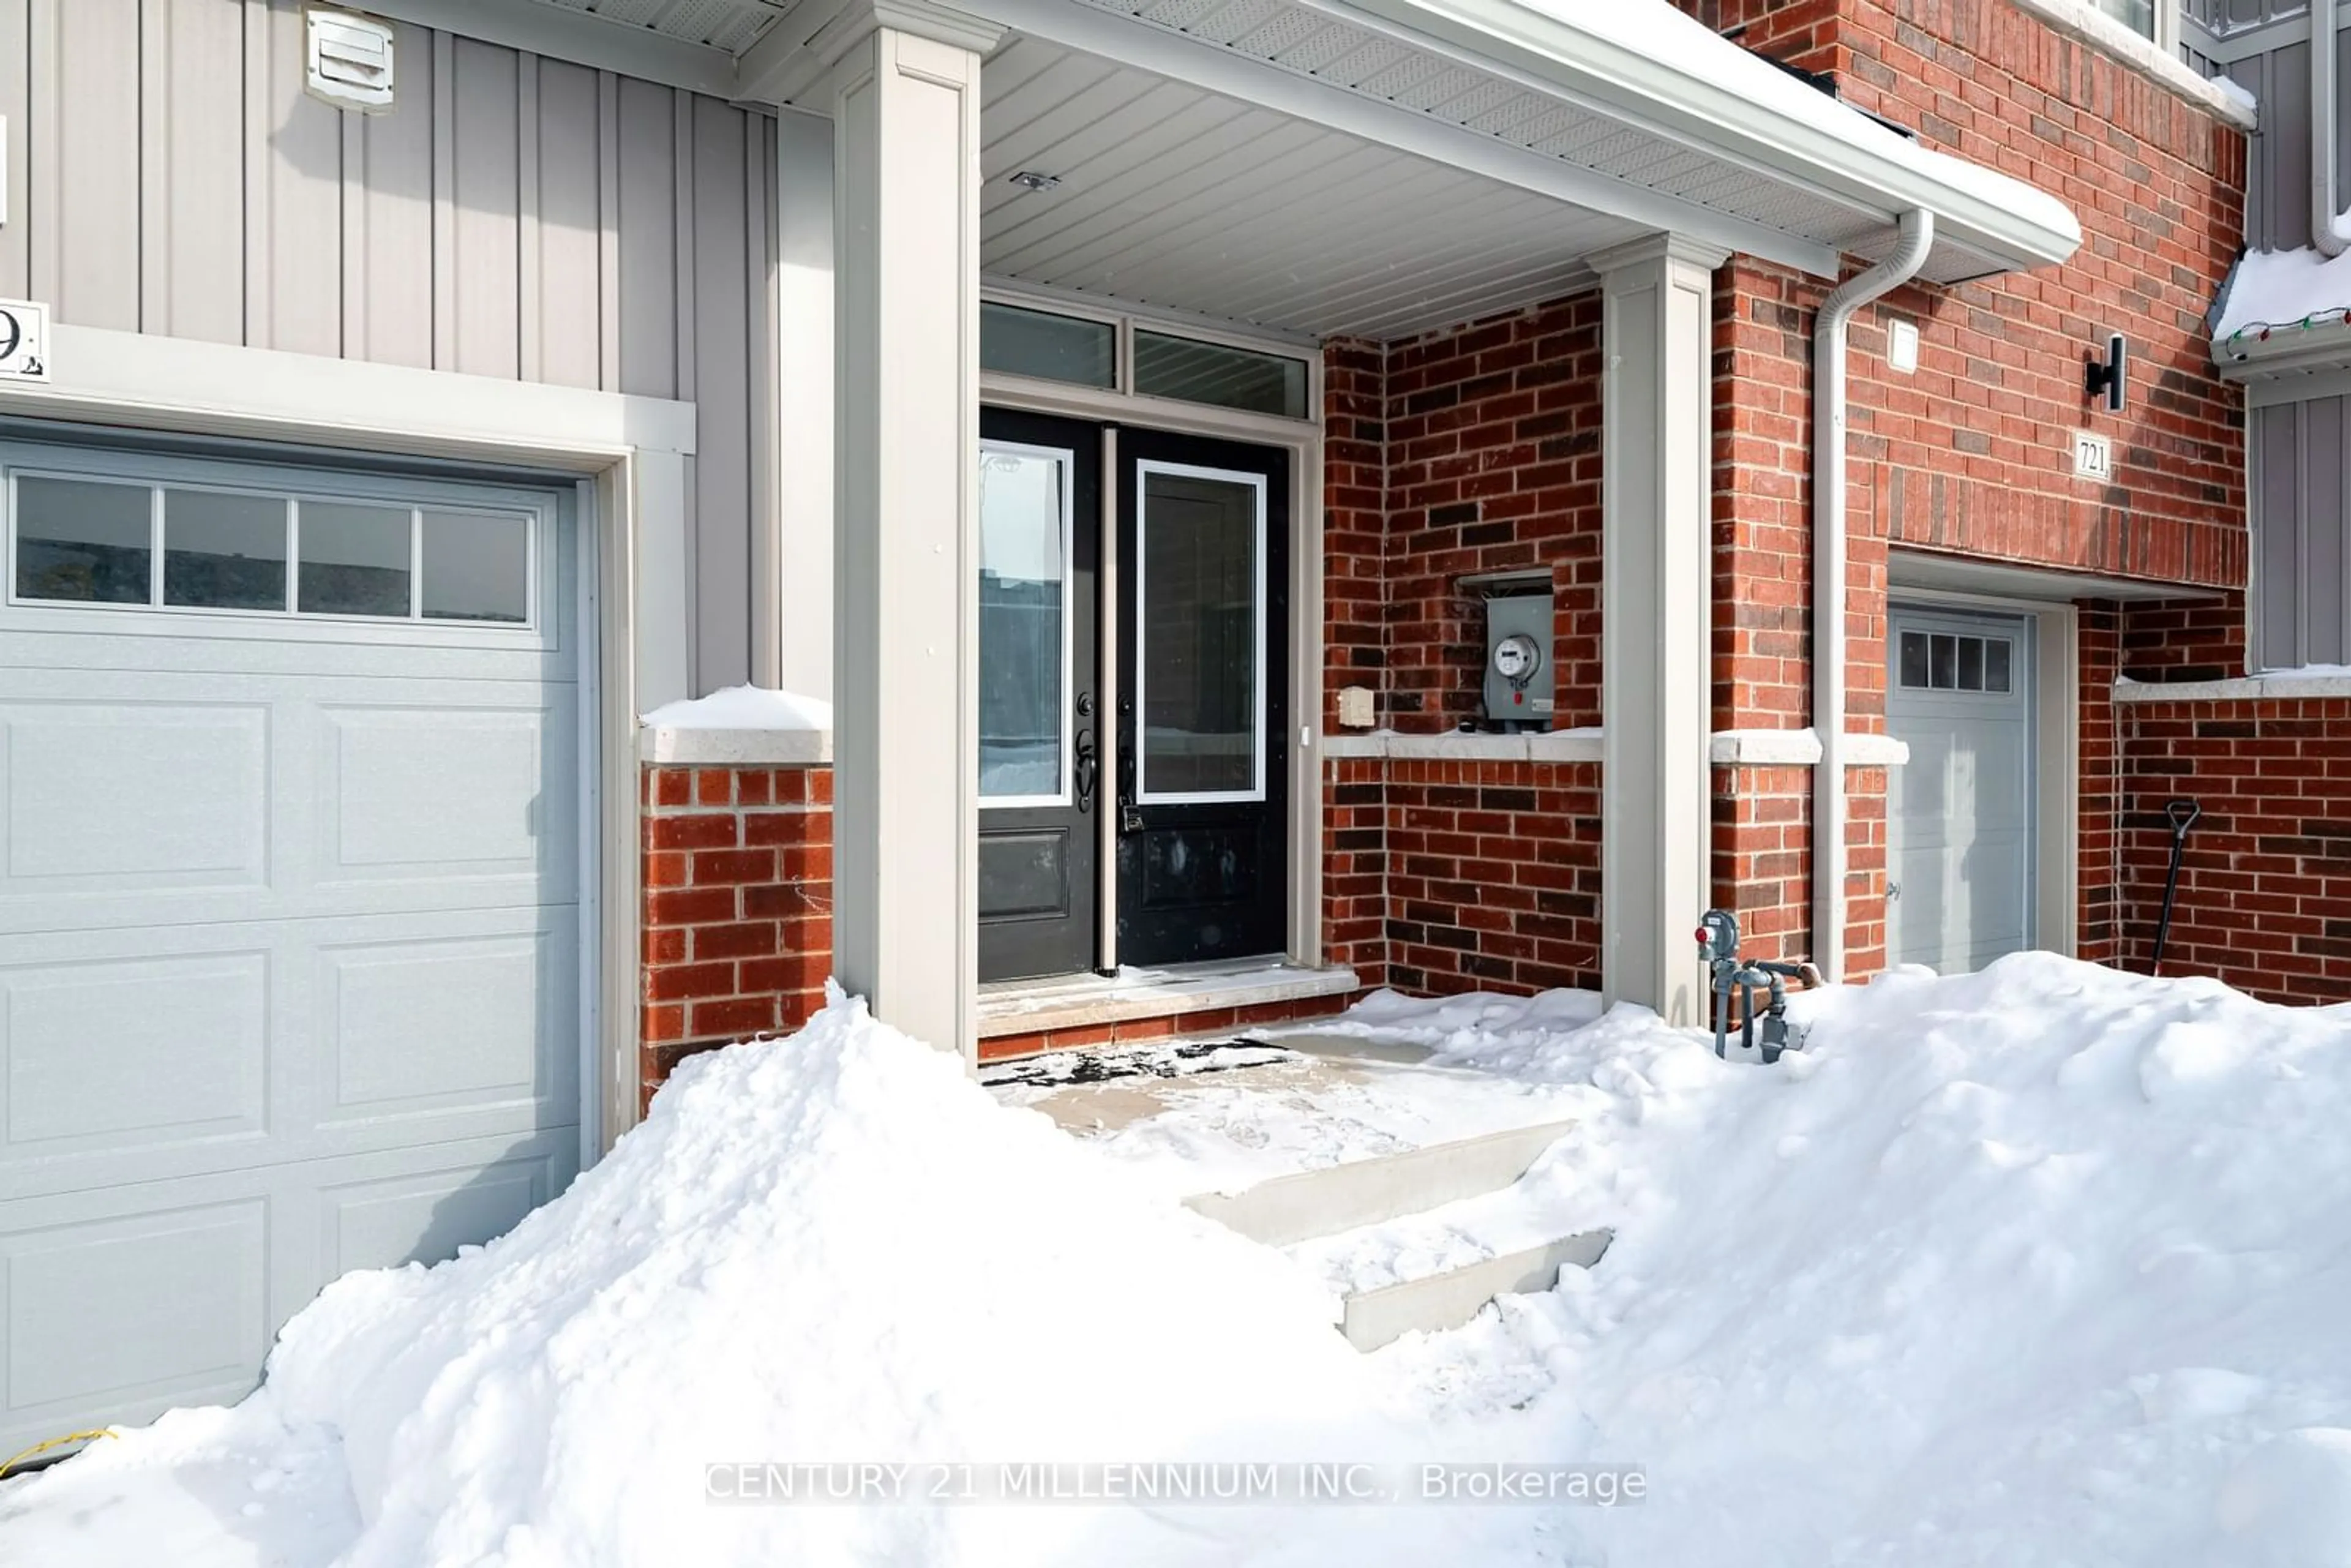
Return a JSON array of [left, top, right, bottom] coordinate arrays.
[[980, 298, 1313, 421], [8, 470, 536, 629]]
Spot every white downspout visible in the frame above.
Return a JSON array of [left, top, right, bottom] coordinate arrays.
[[1812, 208, 1933, 982], [2317, 0, 2351, 255]]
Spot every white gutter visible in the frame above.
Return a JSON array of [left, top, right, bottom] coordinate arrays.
[[1812, 209, 1933, 983], [1341, 0, 2079, 275], [2320, 0, 2351, 255]]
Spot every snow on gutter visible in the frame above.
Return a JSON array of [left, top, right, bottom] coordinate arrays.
[[2210, 247, 2351, 381], [1337, 0, 2081, 276]]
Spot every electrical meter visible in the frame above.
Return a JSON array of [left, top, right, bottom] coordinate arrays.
[[1492, 632, 1541, 684], [1480, 590, 1553, 732]]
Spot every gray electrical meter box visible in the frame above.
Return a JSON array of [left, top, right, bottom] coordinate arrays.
[[1479, 586, 1553, 730]]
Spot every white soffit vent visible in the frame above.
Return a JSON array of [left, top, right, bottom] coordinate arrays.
[[306, 6, 397, 111], [1058, 0, 2045, 285], [528, 0, 794, 53]]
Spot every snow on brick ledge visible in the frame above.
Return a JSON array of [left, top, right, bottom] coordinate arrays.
[[640, 685, 834, 767]]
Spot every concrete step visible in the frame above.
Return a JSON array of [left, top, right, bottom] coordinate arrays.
[[1339, 1230, 1613, 1352], [1180, 1118, 1580, 1248]]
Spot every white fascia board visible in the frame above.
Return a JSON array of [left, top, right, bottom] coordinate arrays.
[[1334, 0, 2082, 275], [0, 324, 697, 465], [971, 0, 1840, 279], [361, 0, 743, 99]]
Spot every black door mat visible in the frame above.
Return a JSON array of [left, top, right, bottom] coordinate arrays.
[[980, 1037, 1296, 1089]]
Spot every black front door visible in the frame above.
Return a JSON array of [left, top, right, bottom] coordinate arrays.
[[977, 408, 1101, 982], [1115, 429, 1290, 966]]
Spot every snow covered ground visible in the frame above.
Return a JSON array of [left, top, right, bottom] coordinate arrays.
[[6, 956, 2351, 1565]]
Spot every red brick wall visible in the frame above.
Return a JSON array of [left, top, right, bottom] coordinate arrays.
[[2112, 693, 2351, 1003], [1324, 340, 1387, 733], [1381, 298, 1605, 732], [1687, 0, 2248, 972], [1379, 757, 1603, 992], [1323, 756, 1389, 987], [640, 763, 833, 1102], [1313, 301, 1610, 999]]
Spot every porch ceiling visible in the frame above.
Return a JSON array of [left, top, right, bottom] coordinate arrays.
[[981, 38, 1648, 340], [411, 0, 2080, 342]]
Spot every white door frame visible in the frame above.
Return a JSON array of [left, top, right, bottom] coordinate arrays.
[[0, 322, 701, 1155], [1886, 588, 2079, 960]]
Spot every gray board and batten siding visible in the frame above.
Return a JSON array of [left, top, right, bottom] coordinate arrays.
[[2188, 0, 2351, 667], [0, 0, 779, 692], [2188, 0, 2339, 255]]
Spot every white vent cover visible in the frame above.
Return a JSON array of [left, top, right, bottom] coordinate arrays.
[[305, 6, 396, 113]]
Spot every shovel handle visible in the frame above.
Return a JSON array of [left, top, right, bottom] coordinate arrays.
[[2166, 798, 2200, 838]]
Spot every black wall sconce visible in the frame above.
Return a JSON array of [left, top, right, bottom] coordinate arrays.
[[2085, 332, 2126, 412]]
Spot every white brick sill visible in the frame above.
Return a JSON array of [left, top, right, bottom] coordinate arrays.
[[2113, 673, 2351, 703], [1320, 729, 1603, 762], [639, 724, 833, 765], [1320, 727, 1908, 766], [2004, 0, 2255, 129]]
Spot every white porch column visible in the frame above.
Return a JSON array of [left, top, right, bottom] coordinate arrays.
[[824, 2, 1002, 1060], [1592, 234, 1727, 1027], [774, 110, 835, 703]]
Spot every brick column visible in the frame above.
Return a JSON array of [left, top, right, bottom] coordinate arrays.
[[640, 762, 834, 1106]]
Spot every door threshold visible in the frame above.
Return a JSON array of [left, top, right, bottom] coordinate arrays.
[[977, 958, 1359, 1039]]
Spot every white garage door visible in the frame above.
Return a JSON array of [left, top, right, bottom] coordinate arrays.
[[1885, 607, 2036, 973], [0, 437, 585, 1454]]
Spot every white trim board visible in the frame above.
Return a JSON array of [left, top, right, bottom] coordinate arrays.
[[1889, 547, 2225, 604], [357, 0, 743, 98], [4, 324, 696, 463]]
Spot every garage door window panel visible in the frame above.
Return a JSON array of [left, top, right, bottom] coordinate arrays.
[[164, 489, 290, 612], [13, 475, 154, 606], [1897, 629, 2013, 694], [298, 501, 413, 619], [421, 509, 531, 626]]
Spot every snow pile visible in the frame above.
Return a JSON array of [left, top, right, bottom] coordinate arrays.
[[6, 989, 1475, 1568], [11, 956, 2351, 1565], [1370, 955, 2351, 1564], [641, 684, 832, 732], [2214, 244, 2351, 340]]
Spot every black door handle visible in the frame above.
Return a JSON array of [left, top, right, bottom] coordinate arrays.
[[1073, 730, 1098, 813]]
